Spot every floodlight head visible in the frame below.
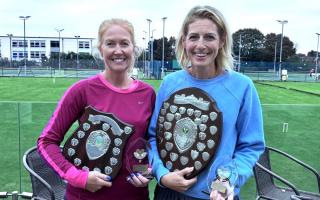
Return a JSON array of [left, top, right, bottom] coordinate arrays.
[[276, 20, 288, 24], [55, 28, 64, 32], [19, 16, 31, 20]]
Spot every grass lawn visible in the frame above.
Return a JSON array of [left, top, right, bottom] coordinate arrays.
[[0, 77, 319, 199]]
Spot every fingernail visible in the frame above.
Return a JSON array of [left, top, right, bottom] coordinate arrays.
[[130, 173, 135, 177], [105, 176, 112, 181], [136, 172, 142, 176], [126, 176, 131, 181]]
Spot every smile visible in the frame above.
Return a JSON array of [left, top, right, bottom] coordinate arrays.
[[195, 53, 207, 57], [112, 58, 126, 62]]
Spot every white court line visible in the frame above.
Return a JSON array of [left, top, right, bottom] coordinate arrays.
[[0, 101, 320, 106], [0, 100, 58, 104], [262, 104, 320, 106]]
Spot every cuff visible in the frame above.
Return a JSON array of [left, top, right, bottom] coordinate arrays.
[[153, 161, 169, 187], [64, 166, 89, 189]]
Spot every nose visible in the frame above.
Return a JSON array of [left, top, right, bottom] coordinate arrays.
[[114, 44, 123, 54], [195, 38, 206, 50]]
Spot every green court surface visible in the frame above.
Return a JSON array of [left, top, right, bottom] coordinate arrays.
[[0, 78, 319, 199]]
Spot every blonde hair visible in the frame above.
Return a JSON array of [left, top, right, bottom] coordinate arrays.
[[176, 5, 234, 70], [97, 18, 137, 71]]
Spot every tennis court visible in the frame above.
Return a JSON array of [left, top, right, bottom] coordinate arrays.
[[0, 78, 319, 199]]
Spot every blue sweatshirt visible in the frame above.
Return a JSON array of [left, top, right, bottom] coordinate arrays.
[[148, 69, 265, 199]]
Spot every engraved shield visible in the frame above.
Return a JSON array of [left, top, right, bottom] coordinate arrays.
[[63, 106, 134, 180], [156, 87, 221, 179]]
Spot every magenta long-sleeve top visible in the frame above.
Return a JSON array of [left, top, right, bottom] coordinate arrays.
[[38, 73, 156, 200]]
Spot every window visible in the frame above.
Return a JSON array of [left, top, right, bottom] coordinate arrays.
[[79, 41, 90, 49], [30, 40, 46, 48], [31, 51, 46, 58], [31, 51, 39, 58], [79, 42, 83, 48], [12, 40, 28, 47], [50, 41, 60, 48], [13, 51, 27, 59], [12, 41, 17, 47]]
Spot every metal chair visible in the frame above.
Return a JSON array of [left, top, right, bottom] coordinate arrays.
[[23, 146, 66, 200], [254, 146, 320, 200]]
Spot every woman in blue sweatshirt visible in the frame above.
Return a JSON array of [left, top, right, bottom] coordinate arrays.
[[148, 5, 265, 200]]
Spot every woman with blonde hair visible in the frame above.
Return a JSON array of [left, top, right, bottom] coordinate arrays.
[[38, 18, 155, 200], [148, 5, 265, 200]]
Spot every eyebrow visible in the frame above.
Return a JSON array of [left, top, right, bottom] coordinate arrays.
[[104, 39, 131, 43], [188, 32, 217, 35]]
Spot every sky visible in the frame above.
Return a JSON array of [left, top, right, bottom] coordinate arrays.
[[1, 0, 320, 55]]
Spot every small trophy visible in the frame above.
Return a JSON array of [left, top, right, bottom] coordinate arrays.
[[125, 138, 153, 179], [206, 157, 238, 199]]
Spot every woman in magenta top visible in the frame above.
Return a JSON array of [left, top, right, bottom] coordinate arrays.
[[37, 18, 155, 200]]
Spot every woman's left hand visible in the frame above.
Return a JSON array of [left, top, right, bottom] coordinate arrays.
[[126, 172, 151, 187]]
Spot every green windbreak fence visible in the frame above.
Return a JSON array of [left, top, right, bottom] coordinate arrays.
[[1, 102, 319, 199], [0, 102, 57, 194]]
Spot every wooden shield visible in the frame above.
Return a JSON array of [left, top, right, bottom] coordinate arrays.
[[156, 87, 222, 179], [63, 106, 134, 180]]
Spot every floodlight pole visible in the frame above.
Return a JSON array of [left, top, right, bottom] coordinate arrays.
[[161, 17, 167, 79], [238, 34, 242, 72], [151, 29, 156, 77], [142, 36, 145, 71], [143, 30, 147, 74], [277, 20, 288, 80], [19, 16, 31, 76], [273, 41, 277, 73], [75, 35, 80, 77], [146, 19, 152, 78], [7, 34, 13, 68], [55, 28, 64, 71], [315, 33, 320, 79]]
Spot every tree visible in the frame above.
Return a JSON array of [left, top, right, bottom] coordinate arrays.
[[262, 33, 296, 62], [233, 28, 265, 61], [151, 36, 176, 61], [279, 35, 296, 61], [307, 50, 318, 57], [263, 33, 278, 61]]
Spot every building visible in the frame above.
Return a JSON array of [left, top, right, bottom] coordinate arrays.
[[0, 35, 96, 62]]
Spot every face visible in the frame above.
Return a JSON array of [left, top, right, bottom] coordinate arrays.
[[183, 18, 224, 69], [99, 24, 134, 73]]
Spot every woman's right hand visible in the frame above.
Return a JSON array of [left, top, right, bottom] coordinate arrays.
[[160, 167, 197, 192], [85, 171, 112, 192]]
